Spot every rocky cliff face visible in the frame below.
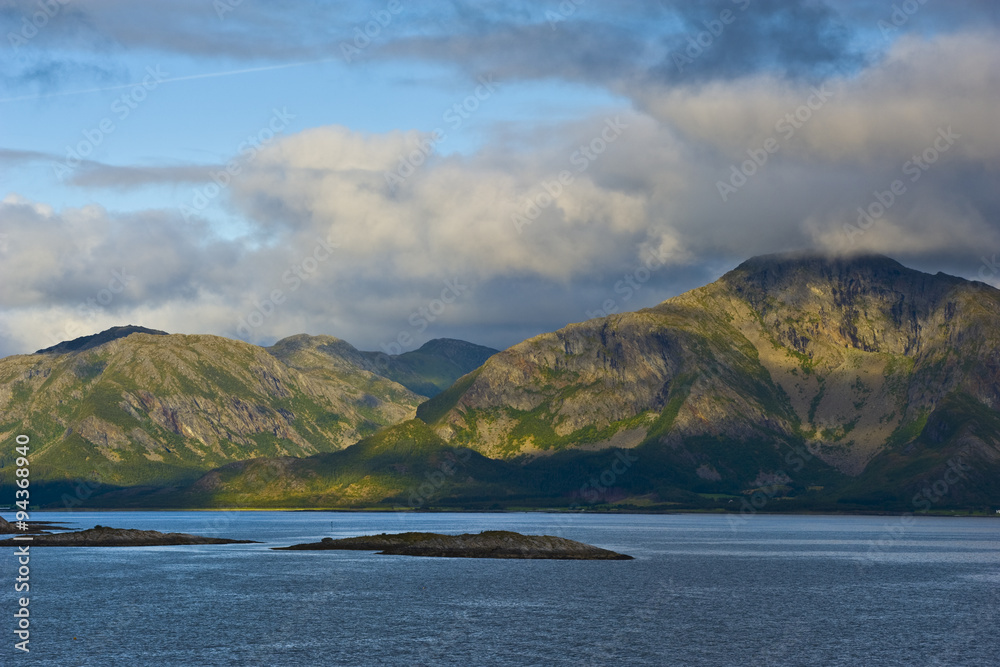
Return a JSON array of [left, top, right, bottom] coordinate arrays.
[[420, 253, 1000, 477]]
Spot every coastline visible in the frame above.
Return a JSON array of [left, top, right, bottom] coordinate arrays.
[[13, 506, 999, 518]]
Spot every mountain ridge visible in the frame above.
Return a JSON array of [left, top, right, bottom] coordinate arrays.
[[0, 329, 493, 497], [35, 325, 169, 355], [399, 251, 1000, 506], [6, 252, 1000, 512]]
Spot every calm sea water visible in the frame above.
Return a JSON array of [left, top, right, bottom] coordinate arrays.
[[2, 511, 998, 666]]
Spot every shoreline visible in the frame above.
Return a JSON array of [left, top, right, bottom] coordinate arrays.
[[9, 507, 999, 518]]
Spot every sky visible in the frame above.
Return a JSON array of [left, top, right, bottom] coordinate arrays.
[[1, 0, 999, 358]]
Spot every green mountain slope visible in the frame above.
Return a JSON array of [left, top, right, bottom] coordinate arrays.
[[418, 253, 1000, 471], [92, 420, 528, 509], [369, 338, 499, 396], [0, 331, 424, 490]]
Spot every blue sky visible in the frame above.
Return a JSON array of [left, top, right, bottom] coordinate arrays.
[[2, 1, 999, 357], [4, 56, 622, 231]]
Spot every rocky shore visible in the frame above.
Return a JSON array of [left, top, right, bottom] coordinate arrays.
[[273, 530, 633, 560], [0, 516, 73, 534], [0, 525, 258, 547]]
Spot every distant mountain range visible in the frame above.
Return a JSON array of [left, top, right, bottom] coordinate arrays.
[[4, 252, 1000, 512], [268, 334, 498, 398]]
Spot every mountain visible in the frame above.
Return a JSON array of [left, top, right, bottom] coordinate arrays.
[[268, 335, 497, 397], [35, 325, 168, 354], [0, 330, 429, 496], [369, 338, 499, 396], [153, 252, 1000, 512], [10, 253, 1000, 512], [418, 253, 996, 457], [0, 328, 499, 501]]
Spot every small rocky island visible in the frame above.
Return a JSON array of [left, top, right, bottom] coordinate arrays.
[[0, 515, 73, 534], [274, 530, 633, 560], [0, 525, 258, 547]]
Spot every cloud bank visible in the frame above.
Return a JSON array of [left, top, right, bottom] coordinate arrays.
[[2, 1, 999, 357]]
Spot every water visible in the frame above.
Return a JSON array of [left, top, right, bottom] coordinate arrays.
[[2, 512, 998, 666]]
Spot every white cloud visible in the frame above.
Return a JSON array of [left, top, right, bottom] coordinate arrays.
[[5, 30, 1000, 357], [230, 119, 682, 283], [635, 32, 1000, 164]]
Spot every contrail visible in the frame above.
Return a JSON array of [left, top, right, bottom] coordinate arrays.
[[0, 57, 339, 103]]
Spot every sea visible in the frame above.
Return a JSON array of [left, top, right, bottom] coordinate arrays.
[[1, 511, 998, 666]]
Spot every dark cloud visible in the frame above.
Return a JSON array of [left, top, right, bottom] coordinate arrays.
[[0, 148, 51, 164], [378, 20, 646, 84], [833, 0, 1000, 34], [2, 59, 127, 98], [651, 0, 869, 83], [0, 151, 216, 189], [1, 0, 995, 96], [69, 163, 217, 189], [368, 0, 870, 89]]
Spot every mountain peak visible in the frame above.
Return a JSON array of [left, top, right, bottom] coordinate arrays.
[[715, 251, 972, 315], [411, 338, 499, 357], [725, 250, 911, 283], [35, 325, 169, 355]]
